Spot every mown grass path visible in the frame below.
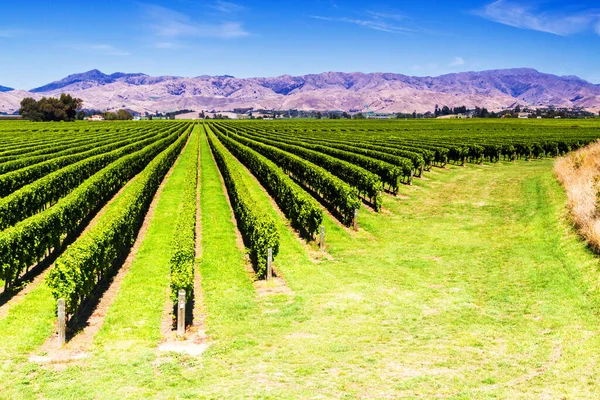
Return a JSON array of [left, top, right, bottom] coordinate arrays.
[[4, 150, 600, 398]]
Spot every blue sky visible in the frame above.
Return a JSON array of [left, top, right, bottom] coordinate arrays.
[[0, 0, 599, 89]]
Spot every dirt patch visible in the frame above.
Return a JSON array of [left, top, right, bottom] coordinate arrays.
[[158, 339, 210, 357], [478, 342, 563, 392], [254, 277, 294, 297], [286, 332, 317, 339]]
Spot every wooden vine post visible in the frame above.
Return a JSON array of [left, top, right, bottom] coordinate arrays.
[[353, 209, 359, 231], [57, 298, 66, 348], [177, 289, 186, 338], [267, 248, 273, 282], [319, 226, 325, 251]]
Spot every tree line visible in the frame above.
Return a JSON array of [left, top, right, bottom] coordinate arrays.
[[19, 95, 133, 121], [20, 94, 83, 122]]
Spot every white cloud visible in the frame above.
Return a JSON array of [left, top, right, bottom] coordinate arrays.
[[474, 0, 599, 36], [209, 1, 245, 14], [145, 4, 249, 39], [311, 15, 414, 34], [449, 57, 465, 67]]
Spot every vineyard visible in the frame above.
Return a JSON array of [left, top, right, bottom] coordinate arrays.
[[2, 118, 600, 398]]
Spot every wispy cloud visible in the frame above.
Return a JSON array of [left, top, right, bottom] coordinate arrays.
[[88, 44, 130, 56], [367, 11, 407, 22], [474, 0, 600, 36], [64, 43, 129, 56], [144, 4, 249, 39], [449, 56, 465, 67], [153, 41, 182, 49], [310, 15, 414, 34], [208, 1, 245, 14]]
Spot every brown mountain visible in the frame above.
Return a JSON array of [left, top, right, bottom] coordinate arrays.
[[2, 68, 599, 114]]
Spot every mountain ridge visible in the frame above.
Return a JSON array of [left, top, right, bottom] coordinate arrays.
[[2, 68, 599, 115]]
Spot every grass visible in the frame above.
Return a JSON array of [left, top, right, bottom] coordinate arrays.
[[2, 132, 600, 398]]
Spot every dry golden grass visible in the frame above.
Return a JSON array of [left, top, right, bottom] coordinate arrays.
[[555, 140, 600, 250]]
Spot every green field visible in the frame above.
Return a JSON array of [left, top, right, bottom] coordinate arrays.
[[1, 119, 600, 398]]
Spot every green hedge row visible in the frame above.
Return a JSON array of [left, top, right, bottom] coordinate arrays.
[[0, 127, 134, 174], [0, 127, 142, 163], [46, 128, 191, 315], [169, 128, 199, 303], [225, 125, 413, 192], [0, 127, 178, 230], [210, 125, 361, 225], [0, 123, 186, 196], [207, 127, 279, 277], [0, 126, 190, 290], [218, 125, 383, 211], [211, 126, 323, 237]]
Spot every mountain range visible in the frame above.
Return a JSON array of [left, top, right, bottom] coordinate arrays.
[[1, 68, 600, 115]]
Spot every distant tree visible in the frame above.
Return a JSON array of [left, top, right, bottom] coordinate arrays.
[[116, 109, 133, 120], [412, 111, 417, 119], [19, 97, 43, 121], [103, 112, 118, 120], [19, 94, 83, 122], [76, 111, 86, 120], [316, 111, 323, 119], [60, 94, 84, 121], [354, 113, 365, 119]]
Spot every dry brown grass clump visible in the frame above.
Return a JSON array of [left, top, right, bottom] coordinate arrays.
[[555, 140, 600, 251]]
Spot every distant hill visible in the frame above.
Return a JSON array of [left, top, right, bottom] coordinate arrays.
[[0, 85, 13, 92], [1, 68, 599, 114]]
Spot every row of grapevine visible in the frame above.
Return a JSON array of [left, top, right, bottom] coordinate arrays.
[[0, 126, 180, 229], [0, 126, 189, 290], [0, 127, 142, 161], [216, 125, 383, 210], [206, 126, 280, 276], [0, 127, 141, 173], [239, 125, 429, 173], [169, 129, 200, 303], [210, 125, 360, 225], [46, 128, 191, 315], [219, 123, 414, 191], [0, 124, 184, 196], [209, 125, 323, 237]]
